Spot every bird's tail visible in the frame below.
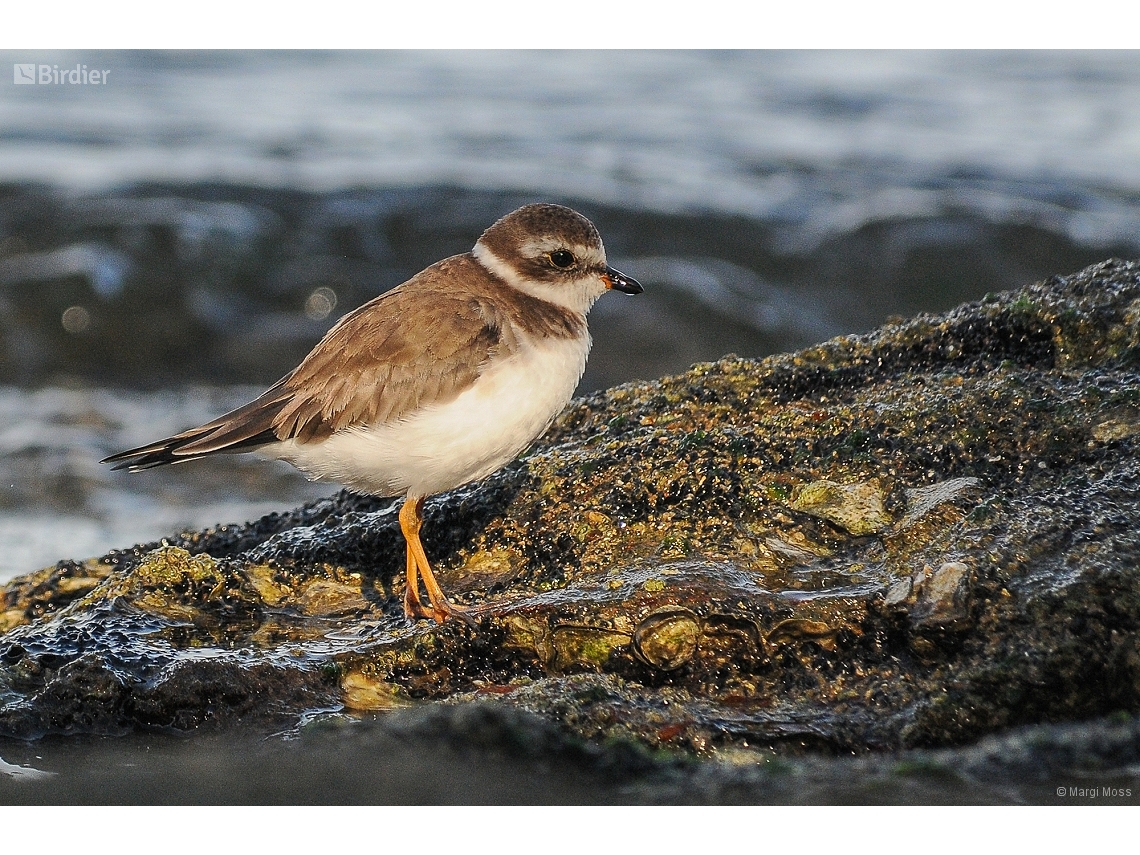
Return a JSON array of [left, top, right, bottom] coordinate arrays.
[[101, 382, 292, 471]]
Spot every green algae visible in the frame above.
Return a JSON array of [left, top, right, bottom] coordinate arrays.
[[788, 479, 892, 536]]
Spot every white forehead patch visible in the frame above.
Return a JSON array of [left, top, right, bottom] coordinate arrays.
[[519, 236, 607, 267]]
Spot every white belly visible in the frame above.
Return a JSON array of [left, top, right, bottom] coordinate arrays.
[[265, 334, 590, 498]]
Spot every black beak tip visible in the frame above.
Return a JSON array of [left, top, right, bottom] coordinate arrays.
[[606, 267, 643, 295]]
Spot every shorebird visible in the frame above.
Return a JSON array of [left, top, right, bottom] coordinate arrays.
[[103, 203, 642, 623]]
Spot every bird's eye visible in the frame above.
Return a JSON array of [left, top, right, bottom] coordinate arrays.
[[549, 250, 575, 269]]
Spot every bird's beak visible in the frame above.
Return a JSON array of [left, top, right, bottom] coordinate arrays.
[[602, 267, 643, 295]]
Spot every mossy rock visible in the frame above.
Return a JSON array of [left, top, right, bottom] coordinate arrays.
[[3, 258, 1140, 761]]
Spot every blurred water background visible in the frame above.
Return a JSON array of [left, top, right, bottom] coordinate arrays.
[[2, 49, 1140, 581]]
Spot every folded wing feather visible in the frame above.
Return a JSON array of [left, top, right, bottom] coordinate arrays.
[[102, 258, 508, 472]]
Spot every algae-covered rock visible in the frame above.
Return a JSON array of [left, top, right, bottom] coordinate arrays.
[[4, 258, 1140, 762], [788, 479, 892, 535]]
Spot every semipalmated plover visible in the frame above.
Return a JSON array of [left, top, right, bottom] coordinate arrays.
[[103, 204, 642, 623]]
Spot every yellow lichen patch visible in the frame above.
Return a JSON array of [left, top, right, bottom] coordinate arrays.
[[54, 576, 103, 595], [297, 578, 370, 616], [342, 670, 412, 711], [500, 614, 553, 663], [550, 625, 631, 670], [1092, 409, 1140, 442], [643, 578, 666, 592], [1, 558, 117, 627], [452, 548, 518, 587], [129, 593, 201, 622], [925, 561, 968, 603], [0, 608, 28, 633], [633, 607, 700, 670], [572, 509, 615, 543], [767, 618, 836, 646], [789, 479, 892, 536], [584, 510, 612, 528], [131, 546, 220, 588], [244, 564, 291, 606], [657, 534, 691, 560], [80, 546, 225, 615]]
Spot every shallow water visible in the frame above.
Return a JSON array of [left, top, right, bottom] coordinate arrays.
[[0, 384, 329, 577], [2, 49, 1139, 583]]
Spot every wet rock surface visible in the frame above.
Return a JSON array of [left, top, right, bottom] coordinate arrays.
[[5, 257, 1140, 802]]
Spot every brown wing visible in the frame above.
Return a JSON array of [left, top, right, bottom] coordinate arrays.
[[102, 256, 510, 471], [269, 279, 505, 442]]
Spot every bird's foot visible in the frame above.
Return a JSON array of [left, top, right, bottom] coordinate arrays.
[[403, 588, 476, 627], [403, 587, 434, 622], [433, 598, 478, 628]]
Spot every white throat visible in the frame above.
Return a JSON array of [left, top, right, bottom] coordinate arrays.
[[472, 241, 607, 315]]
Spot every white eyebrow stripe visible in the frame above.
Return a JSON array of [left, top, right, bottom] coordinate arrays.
[[472, 240, 610, 314], [519, 237, 606, 267]]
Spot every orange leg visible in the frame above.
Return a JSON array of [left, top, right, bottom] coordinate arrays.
[[402, 528, 431, 620], [398, 496, 470, 624]]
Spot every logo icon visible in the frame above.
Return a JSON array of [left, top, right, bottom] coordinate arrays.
[[13, 64, 36, 84]]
